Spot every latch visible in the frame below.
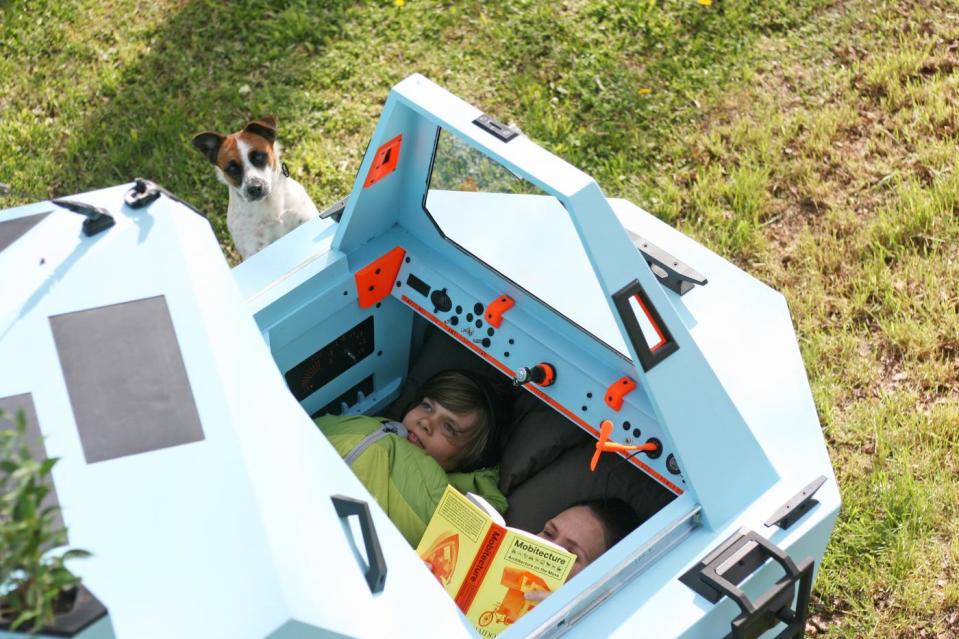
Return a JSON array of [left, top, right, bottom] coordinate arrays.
[[52, 198, 115, 237], [627, 229, 707, 296], [680, 529, 814, 639]]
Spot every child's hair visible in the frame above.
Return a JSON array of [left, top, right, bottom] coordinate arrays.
[[580, 499, 641, 551], [413, 370, 502, 471]]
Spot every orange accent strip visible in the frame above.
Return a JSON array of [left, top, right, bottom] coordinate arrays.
[[634, 293, 667, 352], [484, 295, 514, 329], [605, 376, 637, 412], [355, 246, 406, 308], [400, 294, 683, 495], [454, 525, 504, 612], [363, 134, 403, 188]]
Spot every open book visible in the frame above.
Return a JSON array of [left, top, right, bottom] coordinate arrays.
[[416, 485, 577, 637]]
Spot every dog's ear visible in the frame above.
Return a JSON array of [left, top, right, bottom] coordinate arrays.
[[192, 132, 225, 165], [244, 116, 277, 143]]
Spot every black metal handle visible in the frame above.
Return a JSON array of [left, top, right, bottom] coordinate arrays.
[[331, 495, 387, 593], [688, 529, 814, 639]]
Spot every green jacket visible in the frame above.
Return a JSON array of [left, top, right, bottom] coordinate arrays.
[[315, 414, 507, 547]]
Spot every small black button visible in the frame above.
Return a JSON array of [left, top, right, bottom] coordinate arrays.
[[466, 313, 474, 322], [455, 305, 463, 314], [481, 338, 491, 347], [487, 328, 494, 336], [475, 319, 483, 328], [474, 302, 484, 315], [450, 316, 459, 326]]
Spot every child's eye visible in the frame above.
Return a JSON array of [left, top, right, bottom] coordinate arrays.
[[420, 400, 432, 412], [443, 423, 457, 436]]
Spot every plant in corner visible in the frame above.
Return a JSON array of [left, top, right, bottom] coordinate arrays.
[[0, 409, 109, 637]]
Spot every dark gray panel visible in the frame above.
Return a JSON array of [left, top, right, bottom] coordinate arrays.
[[49, 295, 205, 464], [0, 392, 66, 538], [0, 211, 50, 253]]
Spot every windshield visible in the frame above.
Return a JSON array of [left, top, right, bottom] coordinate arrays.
[[424, 129, 630, 357]]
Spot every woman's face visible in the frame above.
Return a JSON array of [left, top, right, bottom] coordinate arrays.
[[402, 397, 479, 471], [538, 505, 608, 577]]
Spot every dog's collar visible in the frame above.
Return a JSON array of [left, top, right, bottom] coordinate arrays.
[[281, 162, 290, 178]]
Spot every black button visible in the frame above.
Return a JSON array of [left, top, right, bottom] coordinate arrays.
[[632, 428, 641, 438], [466, 313, 474, 322], [475, 319, 483, 328], [450, 316, 459, 326], [455, 305, 463, 314], [474, 303, 484, 315], [481, 338, 491, 347], [487, 328, 494, 337]]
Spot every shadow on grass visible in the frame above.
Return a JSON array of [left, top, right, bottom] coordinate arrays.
[[47, 0, 354, 248]]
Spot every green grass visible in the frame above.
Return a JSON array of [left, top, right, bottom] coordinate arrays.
[[2, 0, 958, 636]]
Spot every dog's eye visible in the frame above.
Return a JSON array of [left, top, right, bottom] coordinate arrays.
[[226, 162, 242, 177], [249, 151, 267, 168]]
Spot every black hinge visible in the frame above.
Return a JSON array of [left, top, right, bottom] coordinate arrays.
[[320, 196, 348, 222], [765, 476, 826, 530], [680, 529, 814, 639], [472, 114, 519, 143], [627, 229, 707, 296]]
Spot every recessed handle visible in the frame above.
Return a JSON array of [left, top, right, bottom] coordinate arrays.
[[331, 495, 387, 593]]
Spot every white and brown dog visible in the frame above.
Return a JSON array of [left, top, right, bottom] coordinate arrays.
[[192, 115, 318, 259]]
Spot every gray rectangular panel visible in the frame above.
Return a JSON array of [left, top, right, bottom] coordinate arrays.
[[49, 295, 205, 463], [0, 392, 66, 538], [0, 211, 50, 253]]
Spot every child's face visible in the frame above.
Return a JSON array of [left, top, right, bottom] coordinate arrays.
[[402, 397, 479, 471]]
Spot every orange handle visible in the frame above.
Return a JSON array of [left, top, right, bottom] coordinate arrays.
[[485, 295, 514, 328]]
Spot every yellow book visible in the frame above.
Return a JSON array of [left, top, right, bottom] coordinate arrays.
[[416, 485, 577, 637]]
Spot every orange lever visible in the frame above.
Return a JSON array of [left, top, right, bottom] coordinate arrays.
[[590, 420, 659, 471]]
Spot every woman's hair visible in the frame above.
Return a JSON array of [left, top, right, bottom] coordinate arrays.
[[413, 370, 499, 471], [581, 499, 641, 551]]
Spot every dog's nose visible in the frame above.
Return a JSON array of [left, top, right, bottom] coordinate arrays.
[[246, 183, 264, 199]]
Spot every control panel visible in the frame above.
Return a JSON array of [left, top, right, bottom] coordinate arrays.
[[387, 241, 686, 496]]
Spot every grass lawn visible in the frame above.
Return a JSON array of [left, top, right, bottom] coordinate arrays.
[[2, 0, 957, 636]]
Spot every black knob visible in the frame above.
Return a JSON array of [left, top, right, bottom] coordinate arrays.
[[666, 453, 681, 475], [430, 289, 452, 313]]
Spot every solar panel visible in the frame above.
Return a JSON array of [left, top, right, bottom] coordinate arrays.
[[49, 295, 205, 463]]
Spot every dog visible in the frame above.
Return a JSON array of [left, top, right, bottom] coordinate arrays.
[[192, 115, 318, 259]]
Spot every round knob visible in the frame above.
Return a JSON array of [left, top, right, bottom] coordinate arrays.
[[429, 289, 452, 313], [513, 363, 556, 387]]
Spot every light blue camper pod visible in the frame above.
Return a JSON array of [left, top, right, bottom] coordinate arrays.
[[0, 74, 839, 639]]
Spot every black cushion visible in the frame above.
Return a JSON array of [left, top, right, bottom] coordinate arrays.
[[504, 442, 676, 534]]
